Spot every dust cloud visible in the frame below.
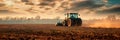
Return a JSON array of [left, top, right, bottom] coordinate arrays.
[[88, 20, 120, 28], [84, 15, 120, 28]]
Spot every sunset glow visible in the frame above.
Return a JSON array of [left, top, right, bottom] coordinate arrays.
[[0, 0, 119, 19]]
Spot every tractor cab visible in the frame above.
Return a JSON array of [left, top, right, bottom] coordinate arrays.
[[66, 13, 79, 19]]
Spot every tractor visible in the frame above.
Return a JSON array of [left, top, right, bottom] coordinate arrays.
[[56, 13, 82, 27]]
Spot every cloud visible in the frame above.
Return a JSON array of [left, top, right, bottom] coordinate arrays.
[[0, 3, 5, 7], [0, 10, 11, 13], [21, 0, 29, 2], [70, 0, 105, 11], [39, 1, 55, 7], [98, 6, 120, 14], [23, 0, 105, 14], [0, 0, 119, 19]]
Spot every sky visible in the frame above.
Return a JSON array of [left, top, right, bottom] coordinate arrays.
[[0, 0, 120, 19]]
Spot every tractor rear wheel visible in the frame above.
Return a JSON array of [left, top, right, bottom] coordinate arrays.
[[76, 18, 82, 26]]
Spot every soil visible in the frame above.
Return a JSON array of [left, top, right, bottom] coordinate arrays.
[[0, 24, 120, 40]]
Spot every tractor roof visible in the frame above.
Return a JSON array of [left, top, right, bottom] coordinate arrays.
[[67, 13, 78, 14]]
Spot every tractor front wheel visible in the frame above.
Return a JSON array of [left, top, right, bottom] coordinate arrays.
[[67, 19, 72, 27]]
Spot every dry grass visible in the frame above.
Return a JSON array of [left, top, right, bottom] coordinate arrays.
[[0, 24, 120, 40]]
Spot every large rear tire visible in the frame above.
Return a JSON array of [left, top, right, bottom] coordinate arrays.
[[76, 18, 82, 26]]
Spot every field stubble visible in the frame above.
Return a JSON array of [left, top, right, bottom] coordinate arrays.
[[0, 24, 120, 40]]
